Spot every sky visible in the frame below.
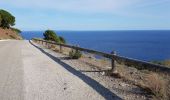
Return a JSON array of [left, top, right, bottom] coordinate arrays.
[[0, 0, 170, 31]]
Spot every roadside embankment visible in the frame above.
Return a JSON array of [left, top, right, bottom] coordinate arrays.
[[0, 28, 22, 40]]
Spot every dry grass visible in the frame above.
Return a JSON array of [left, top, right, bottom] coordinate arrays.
[[116, 65, 169, 100], [142, 73, 167, 99]]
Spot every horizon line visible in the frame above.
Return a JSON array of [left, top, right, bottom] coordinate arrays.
[[22, 29, 170, 32]]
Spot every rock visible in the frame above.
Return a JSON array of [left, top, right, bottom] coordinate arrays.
[[119, 83, 127, 87], [64, 87, 67, 90], [101, 71, 106, 76]]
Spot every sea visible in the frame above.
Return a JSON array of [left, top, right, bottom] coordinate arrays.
[[21, 30, 170, 61]]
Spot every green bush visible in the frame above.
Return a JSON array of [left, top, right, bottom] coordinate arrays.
[[11, 28, 21, 34], [0, 9, 15, 28], [151, 61, 163, 65], [69, 49, 82, 59]]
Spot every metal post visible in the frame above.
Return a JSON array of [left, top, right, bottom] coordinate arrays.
[[47, 43, 50, 48], [75, 45, 79, 52], [60, 45, 62, 53], [48, 43, 50, 48], [111, 51, 117, 73]]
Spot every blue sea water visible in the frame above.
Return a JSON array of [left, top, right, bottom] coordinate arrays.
[[21, 30, 170, 61]]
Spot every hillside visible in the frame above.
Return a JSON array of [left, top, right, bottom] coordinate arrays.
[[0, 9, 22, 40], [0, 28, 22, 40]]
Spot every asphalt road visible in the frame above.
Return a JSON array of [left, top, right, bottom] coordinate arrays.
[[0, 40, 120, 100], [0, 40, 24, 100]]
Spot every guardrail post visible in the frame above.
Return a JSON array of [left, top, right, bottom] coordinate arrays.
[[60, 45, 62, 53], [47, 43, 49, 48], [111, 51, 117, 73], [75, 45, 79, 52]]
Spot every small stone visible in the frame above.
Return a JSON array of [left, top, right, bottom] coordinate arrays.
[[130, 72, 133, 74], [119, 83, 127, 87], [101, 71, 106, 76], [64, 87, 67, 90]]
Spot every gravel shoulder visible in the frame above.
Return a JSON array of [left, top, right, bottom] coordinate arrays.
[[0, 40, 121, 100], [31, 40, 149, 100], [24, 40, 123, 100]]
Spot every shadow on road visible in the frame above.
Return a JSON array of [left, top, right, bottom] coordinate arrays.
[[29, 40, 122, 100]]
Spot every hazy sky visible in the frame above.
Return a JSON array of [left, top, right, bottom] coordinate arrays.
[[0, 0, 170, 30]]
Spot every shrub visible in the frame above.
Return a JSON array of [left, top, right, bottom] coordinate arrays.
[[11, 28, 21, 33], [69, 49, 82, 59], [150, 60, 163, 65], [11, 28, 22, 37], [142, 73, 167, 99]]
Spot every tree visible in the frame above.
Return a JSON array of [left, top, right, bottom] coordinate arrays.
[[59, 36, 66, 44], [43, 30, 66, 44], [43, 30, 60, 43], [0, 9, 15, 28]]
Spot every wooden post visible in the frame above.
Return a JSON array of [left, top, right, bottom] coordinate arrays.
[[111, 51, 117, 73]]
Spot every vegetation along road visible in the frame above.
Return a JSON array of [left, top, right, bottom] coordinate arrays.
[[0, 40, 121, 100]]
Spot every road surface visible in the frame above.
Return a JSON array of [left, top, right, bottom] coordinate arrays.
[[0, 40, 121, 100]]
